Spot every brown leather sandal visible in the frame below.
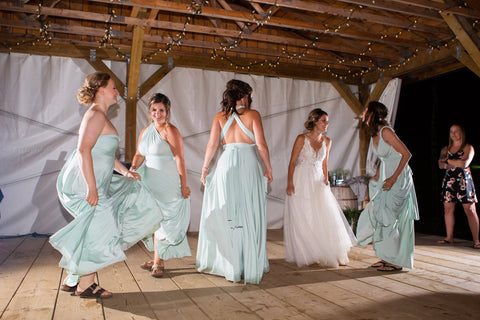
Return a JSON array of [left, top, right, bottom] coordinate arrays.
[[73, 283, 113, 299], [141, 260, 154, 270], [151, 264, 165, 278]]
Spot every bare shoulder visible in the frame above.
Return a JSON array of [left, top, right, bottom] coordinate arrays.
[[296, 134, 306, 142], [250, 109, 261, 117], [165, 124, 181, 136], [465, 143, 475, 152], [82, 106, 106, 127], [324, 136, 332, 145]]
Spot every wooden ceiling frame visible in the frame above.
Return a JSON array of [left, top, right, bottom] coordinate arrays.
[[1, 0, 478, 85]]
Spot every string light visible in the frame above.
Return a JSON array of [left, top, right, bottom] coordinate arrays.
[[142, 1, 208, 62], [1, 1, 472, 82]]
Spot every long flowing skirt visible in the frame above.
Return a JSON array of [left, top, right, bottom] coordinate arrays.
[[50, 144, 163, 276], [138, 162, 191, 260], [196, 143, 269, 284], [356, 165, 419, 269], [284, 164, 357, 267]]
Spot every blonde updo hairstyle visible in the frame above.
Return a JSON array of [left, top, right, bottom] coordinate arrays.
[[148, 93, 171, 125], [77, 72, 112, 105], [304, 108, 328, 131]]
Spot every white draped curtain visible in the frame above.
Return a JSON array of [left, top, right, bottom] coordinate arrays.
[[0, 52, 401, 236]]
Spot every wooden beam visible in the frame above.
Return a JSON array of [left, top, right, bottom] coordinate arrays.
[[87, 58, 126, 96], [363, 43, 457, 83], [330, 80, 363, 115], [246, 0, 451, 35], [0, 4, 408, 59], [455, 48, 480, 77], [441, 11, 480, 70], [335, 0, 443, 21], [125, 26, 145, 160], [87, 0, 430, 48], [365, 77, 393, 106], [0, 18, 375, 69], [139, 65, 171, 98], [389, 0, 480, 20]]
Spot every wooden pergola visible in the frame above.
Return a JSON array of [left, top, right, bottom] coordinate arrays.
[[2, 0, 480, 169]]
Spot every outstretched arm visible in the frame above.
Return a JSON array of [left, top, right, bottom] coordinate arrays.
[[286, 135, 304, 195], [252, 110, 273, 183]]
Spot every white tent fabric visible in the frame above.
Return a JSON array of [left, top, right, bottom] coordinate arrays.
[[0, 52, 401, 236]]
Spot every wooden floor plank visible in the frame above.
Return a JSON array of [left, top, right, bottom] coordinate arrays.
[[99, 256, 157, 320], [1, 238, 59, 319], [0, 237, 25, 265], [0, 236, 46, 317], [2, 232, 480, 319], [123, 243, 208, 320]]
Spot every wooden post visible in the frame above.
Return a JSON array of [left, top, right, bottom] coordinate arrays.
[[358, 84, 370, 175], [125, 26, 145, 160]]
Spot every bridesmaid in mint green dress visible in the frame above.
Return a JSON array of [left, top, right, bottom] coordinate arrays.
[[197, 79, 273, 284], [130, 93, 191, 278], [356, 101, 419, 271], [50, 72, 164, 298]]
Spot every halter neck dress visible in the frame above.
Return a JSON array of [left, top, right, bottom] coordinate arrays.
[[50, 135, 164, 276], [356, 126, 419, 269], [136, 123, 191, 259], [196, 109, 269, 284], [284, 135, 357, 267]]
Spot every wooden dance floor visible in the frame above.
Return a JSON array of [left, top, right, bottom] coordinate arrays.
[[1, 230, 479, 319]]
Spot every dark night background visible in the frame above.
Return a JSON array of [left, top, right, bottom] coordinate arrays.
[[395, 68, 480, 240]]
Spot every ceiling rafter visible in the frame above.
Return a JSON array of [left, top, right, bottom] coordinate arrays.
[[0, 0, 474, 84], [245, 0, 451, 35]]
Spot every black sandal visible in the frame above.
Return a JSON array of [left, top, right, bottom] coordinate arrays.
[[73, 283, 113, 299], [370, 260, 386, 268], [377, 264, 403, 272]]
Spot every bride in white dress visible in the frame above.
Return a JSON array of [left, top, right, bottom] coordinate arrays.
[[284, 108, 357, 267]]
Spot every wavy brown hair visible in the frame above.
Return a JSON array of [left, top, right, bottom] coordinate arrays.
[[77, 72, 111, 105], [304, 108, 328, 131], [148, 93, 171, 125], [221, 79, 252, 118], [364, 101, 390, 137]]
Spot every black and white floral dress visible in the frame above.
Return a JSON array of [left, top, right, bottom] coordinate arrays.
[[441, 150, 477, 203]]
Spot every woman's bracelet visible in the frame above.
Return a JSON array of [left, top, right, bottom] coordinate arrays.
[[202, 166, 209, 170], [181, 186, 190, 190]]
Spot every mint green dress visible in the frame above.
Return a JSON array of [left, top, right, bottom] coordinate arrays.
[[356, 126, 419, 269], [137, 124, 191, 259], [50, 135, 164, 276], [196, 112, 269, 284]]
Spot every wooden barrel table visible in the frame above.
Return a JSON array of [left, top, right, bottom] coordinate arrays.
[[331, 185, 358, 210]]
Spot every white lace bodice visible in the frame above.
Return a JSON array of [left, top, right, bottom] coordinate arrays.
[[297, 137, 326, 169]]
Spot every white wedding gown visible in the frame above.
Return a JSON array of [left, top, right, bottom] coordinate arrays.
[[284, 136, 357, 267]]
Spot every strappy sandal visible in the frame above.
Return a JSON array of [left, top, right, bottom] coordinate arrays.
[[151, 264, 165, 278], [73, 283, 113, 299], [471, 243, 480, 249], [60, 284, 77, 292], [370, 260, 386, 268], [437, 239, 453, 244], [141, 260, 154, 270], [377, 264, 403, 272]]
